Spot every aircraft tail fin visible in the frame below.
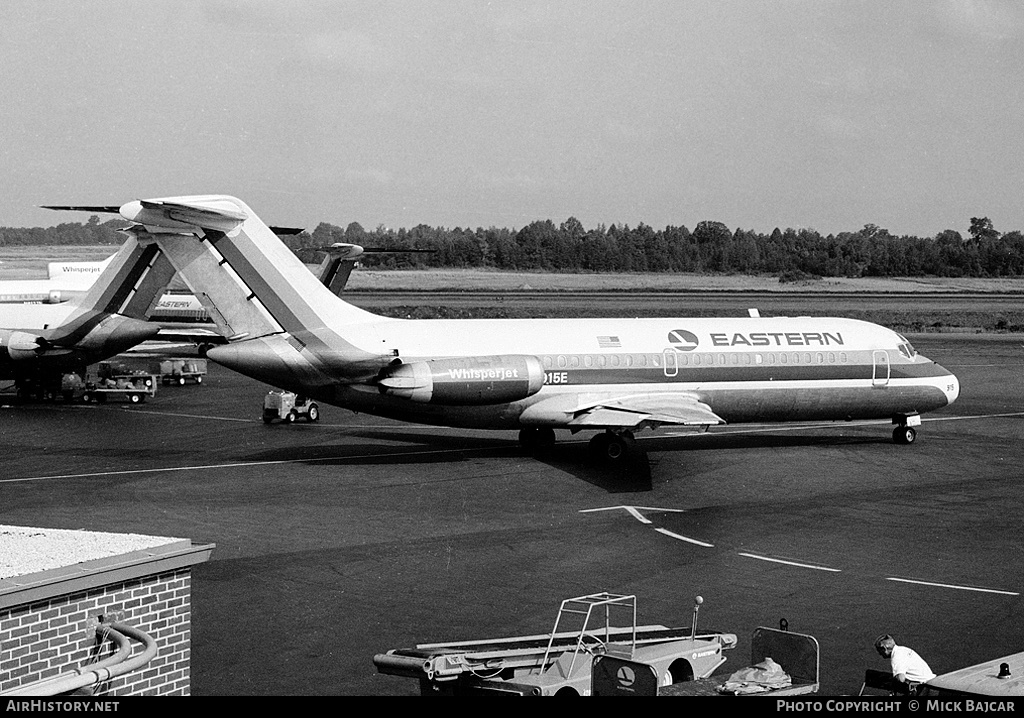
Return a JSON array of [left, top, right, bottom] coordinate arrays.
[[119, 196, 379, 343], [70, 233, 176, 320], [313, 243, 436, 295], [42, 233, 166, 352], [316, 244, 361, 295]]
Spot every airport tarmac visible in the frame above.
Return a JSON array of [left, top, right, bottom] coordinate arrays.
[[1, 332, 1022, 695]]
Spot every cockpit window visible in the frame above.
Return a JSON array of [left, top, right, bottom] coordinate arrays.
[[896, 334, 917, 359]]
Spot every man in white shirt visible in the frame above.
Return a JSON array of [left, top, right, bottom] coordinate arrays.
[[875, 634, 936, 693]]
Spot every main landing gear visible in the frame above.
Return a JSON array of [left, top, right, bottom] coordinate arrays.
[[588, 429, 636, 462], [518, 427, 639, 463], [519, 427, 556, 452]]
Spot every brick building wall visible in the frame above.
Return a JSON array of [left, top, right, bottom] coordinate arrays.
[[0, 538, 213, 696]]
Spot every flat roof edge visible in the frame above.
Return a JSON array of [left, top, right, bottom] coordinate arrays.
[[0, 541, 216, 610]]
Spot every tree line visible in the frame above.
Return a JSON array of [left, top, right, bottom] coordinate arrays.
[[3, 214, 1022, 279]]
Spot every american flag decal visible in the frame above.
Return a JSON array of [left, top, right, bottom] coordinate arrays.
[[597, 336, 621, 348]]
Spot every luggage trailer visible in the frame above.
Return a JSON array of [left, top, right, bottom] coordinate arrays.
[[373, 592, 737, 696]]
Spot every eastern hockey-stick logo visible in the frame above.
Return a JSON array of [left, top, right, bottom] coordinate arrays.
[[667, 329, 699, 351]]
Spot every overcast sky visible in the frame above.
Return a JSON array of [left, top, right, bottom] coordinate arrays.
[[1, 0, 1021, 237]]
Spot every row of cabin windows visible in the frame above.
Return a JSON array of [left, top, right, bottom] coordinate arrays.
[[541, 351, 852, 370]]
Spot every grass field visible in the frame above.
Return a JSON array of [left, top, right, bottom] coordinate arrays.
[[4, 245, 1024, 331], [5, 245, 1024, 294]]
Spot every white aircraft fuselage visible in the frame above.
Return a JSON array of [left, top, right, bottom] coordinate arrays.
[[207, 314, 957, 430]]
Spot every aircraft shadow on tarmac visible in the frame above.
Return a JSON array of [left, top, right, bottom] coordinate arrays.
[[242, 426, 887, 494], [638, 429, 885, 454], [243, 428, 654, 491]]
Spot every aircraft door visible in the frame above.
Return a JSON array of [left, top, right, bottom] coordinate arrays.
[[663, 348, 678, 378], [872, 350, 890, 387]]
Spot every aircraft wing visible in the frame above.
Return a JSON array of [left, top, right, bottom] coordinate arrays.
[[522, 392, 724, 429], [149, 325, 227, 348]]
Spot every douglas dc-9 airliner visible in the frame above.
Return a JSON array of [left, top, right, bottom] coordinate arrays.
[[78, 195, 959, 461]]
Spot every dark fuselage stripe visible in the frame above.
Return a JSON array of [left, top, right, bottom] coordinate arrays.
[[534, 359, 951, 385]]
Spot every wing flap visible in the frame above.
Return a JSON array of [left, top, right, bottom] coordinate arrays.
[[521, 392, 724, 429], [587, 394, 724, 426]]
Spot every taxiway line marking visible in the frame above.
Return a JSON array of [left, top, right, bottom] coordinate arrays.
[[579, 506, 685, 524], [886, 577, 1019, 596], [738, 552, 841, 572], [0, 447, 495, 484], [625, 507, 652, 524], [119, 409, 255, 423], [654, 528, 713, 547]]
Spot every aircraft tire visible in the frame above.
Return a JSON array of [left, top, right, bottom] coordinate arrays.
[[591, 431, 634, 462], [604, 435, 628, 461], [519, 427, 556, 452], [893, 426, 917, 445], [588, 432, 611, 458]]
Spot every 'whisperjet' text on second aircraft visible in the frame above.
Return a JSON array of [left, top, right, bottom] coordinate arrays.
[[709, 331, 844, 347]]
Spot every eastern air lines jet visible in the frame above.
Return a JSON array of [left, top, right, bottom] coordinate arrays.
[[105, 195, 959, 461]]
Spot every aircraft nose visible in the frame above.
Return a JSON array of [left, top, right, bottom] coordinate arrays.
[[938, 366, 960, 406], [945, 374, 960, 405]]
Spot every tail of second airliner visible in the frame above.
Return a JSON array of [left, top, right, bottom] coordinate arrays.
[[118, 196, 380, 345], [71, 235, 175, 320], [43, 233, 168, 354]]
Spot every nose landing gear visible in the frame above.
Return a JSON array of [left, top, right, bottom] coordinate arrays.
[[892, 425, 917, 445], [892, 414, 921, 445]]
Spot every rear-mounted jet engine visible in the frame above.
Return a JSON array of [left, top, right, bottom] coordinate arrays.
[[378, 354, 544, 405]]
